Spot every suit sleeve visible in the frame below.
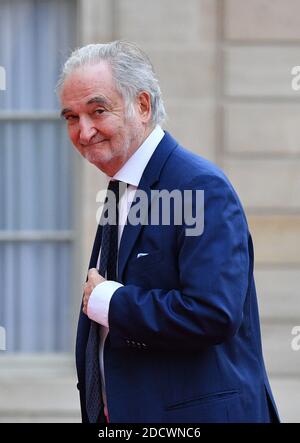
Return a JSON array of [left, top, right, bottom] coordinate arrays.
[[108, 175, 250, 350]]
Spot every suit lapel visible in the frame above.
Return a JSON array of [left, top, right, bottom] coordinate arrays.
[[118, 132, 178, 282]]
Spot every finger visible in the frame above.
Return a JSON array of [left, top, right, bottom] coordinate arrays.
[[83, 281, 92, 297], [83, 292, 89, 308], [83, 291, 90, 306]]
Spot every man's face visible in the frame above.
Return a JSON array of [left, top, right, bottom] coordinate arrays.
[[60, 62, 147, 176]]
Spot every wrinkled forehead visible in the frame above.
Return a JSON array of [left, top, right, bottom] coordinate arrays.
[[60, 62, 122, 107]]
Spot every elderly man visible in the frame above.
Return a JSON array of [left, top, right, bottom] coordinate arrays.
[[58, 41, 279, 423]]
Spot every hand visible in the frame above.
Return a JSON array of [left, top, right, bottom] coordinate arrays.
[[82, 268, 106, 315]]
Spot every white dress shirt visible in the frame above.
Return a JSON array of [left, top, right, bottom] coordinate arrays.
[[87, 125, 164, 419]]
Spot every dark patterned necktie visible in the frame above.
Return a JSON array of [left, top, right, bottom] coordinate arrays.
[[85, 179, 124, 423]]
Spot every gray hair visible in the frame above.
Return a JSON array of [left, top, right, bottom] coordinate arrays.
[[57, 40, 166, 126]]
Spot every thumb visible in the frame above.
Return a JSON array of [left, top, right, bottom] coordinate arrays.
[[88, 268, 99, 279]]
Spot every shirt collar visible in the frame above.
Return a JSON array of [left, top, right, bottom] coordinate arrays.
[[111, 125, 164, 187]]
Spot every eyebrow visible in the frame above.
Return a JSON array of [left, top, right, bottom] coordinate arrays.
[[87, 96, 111, 107], [60, 96, 111, 118]]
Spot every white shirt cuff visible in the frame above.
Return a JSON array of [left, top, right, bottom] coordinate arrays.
[[87, 280, 123, 327]]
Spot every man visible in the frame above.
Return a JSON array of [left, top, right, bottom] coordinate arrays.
[[58, 41, 279, 423]]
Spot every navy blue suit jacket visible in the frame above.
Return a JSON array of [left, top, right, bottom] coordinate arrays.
[[76, 132, 279, 423]]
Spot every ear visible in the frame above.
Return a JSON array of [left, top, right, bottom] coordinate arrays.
[[136, 91, 152, 124]]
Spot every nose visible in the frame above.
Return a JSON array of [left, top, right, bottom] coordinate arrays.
[[78, 116, 97, 145]]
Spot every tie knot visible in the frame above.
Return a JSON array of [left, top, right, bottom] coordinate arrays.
[[108, 179, 119, 192], [107, 180, 126, 203]]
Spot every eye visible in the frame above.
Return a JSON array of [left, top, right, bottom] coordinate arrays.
[[94, 109, 105, 115], [64, 114, 78, 122]]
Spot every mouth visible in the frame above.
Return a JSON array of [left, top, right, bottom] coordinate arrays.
[[81, 140, 107, 149]]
